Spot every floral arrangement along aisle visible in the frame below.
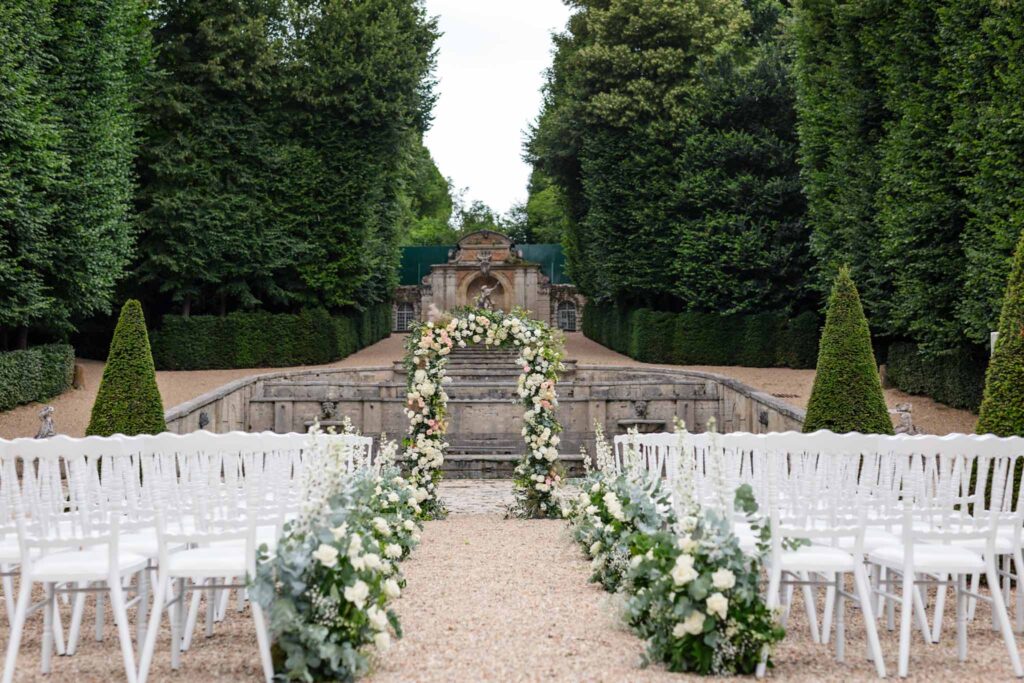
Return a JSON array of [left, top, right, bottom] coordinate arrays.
[[251, 426, 423, 681], [402, 306, 565, 518], [563, 425, 784, 675]]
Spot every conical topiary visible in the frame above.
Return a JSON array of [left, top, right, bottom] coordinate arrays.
[[803, 267, 893, 434], [86, 300, 166, 436], [977, 230, 1024, 436]]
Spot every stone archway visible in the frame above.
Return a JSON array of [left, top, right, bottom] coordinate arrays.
[[459, 271, 512, 311]]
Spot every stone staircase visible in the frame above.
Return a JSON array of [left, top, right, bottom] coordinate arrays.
[[438, 345, 584, 479]]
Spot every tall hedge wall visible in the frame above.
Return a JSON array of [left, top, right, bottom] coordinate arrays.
[[885, 342, 987, 412], [584, 303, 819, 369], [0, 344, 75, 411], [150, 305, 392, 371]]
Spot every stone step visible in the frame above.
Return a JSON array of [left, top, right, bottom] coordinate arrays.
[[437, 452, 587, 480]]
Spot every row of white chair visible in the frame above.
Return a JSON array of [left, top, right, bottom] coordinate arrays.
[[0, 430, 373, 683], [612, 428, 1024, 679]]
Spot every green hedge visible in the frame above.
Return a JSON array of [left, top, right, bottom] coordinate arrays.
[[584, 302, 819, 369], [886, 343, 987, 413], [151, 305, 392, 370], [0, 344, 76, 411]]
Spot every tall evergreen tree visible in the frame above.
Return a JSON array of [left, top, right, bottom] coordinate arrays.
[[976, 231, 1024, 436], [279, 0, 438, 310], [803, 268, 893, 434], [528, 0, 809, 314], [135, 0, 295, 316], [1, 0, 149, 347], [0, 1, 62, 348], [87, 299, 166, 436]]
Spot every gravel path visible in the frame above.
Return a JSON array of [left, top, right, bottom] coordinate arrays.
[[5, 483, 1023, 681]]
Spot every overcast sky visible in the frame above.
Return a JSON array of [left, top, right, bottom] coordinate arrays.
[[423, 0, 572, 215]]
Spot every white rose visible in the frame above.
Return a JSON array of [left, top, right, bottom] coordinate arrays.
[[413, 369, 426, 382], [385, 543, 403, 559], [706, 592, 729, 620], [403, 519, 417, 531], [312, 544, 339, 568], [348, 533, 363, 558], [330, 523, 348, 541], [384, 578, 402, 599], [363, 553, 382, 570], [590, 483, 600, 493], [712, 567, 736, 591], [367, 605, 389, 631], [387, 491, 399, 503], [373, 517, 391, 536], [374, 631, 392, 651], [676, 535, 698, 553], [671, 554, 698, 586], [676, 610, 706, 636], [343, 580, 370, 609], [589, 541, 602, 555]]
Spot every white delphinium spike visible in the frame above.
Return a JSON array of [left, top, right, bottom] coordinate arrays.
[[671, 417, 696, 516], [705, 416, 729, 513], [593, 421, 614, 473], [624, 427, 642, 481]]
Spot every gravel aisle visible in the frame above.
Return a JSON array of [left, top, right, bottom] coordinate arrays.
[[366, 514, 680, 683]]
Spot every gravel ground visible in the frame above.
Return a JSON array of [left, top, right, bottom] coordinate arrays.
[[5, 483, 1023, 681]]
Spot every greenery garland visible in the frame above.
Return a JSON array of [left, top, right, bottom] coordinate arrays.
[[402, 306, 565, 518]]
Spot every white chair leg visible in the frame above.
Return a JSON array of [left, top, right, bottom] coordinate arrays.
[[67, 581, 88, 655], [885, 567, 896, 631], [95, 589, 105, 641], [235, 581, 245, 613], [757, 566, 782, 678], [955, 573, 968, 662], [170, 578, 185, 670], [1015, 548, 1024, 633], [986, 559, 1024, 677], [206, 578, 217, 637], [0, 564, 14, 624], [51, 587, 66, 656], [967, 571, 980, 620], [931, 573, 948, 643], [181, 583, 202, 651], [821, 572, 835, 645], [898, 569, 914, 678], [41, 583, 55, 674], [2, 577, 32, 683], [137, 568, 150, 644], [139, 573, 170, 683], [250, 598, 275, 683], [834, 578, 845, 663], [854, 563, 886, 678], [912, 584, 931, 643], [800, 572, 821, 644], [108, 577, 139, 683]]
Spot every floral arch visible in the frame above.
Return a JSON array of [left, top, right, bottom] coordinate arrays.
[[402, 307, 565, 518]]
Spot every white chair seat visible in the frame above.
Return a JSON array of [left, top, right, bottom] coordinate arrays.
[[949, 534, 1015, 555], [869, 543, 986, 572], [834, 529, 901, 553], [166, 547, 247, 579], [31, 548, 149, 581], [779, 545, 856, 572], [209, 526, 279, 553], [0, 538, 22, 563]]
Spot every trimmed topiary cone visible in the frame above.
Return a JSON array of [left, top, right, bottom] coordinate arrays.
[[977, 230, 1024, 436], [86, 299, 166, 436], [803, 267, 893, 434]]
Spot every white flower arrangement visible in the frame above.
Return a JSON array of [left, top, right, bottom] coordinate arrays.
[[402, 306, 566, 518], [563, 427, 785, 676], [250, 427, 424, 682]]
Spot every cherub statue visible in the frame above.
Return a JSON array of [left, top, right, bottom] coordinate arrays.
[[35, 406, 56, 439], [475, 283, 497, 310]]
